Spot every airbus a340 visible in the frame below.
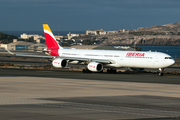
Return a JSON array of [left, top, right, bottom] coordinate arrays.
[[7, 24, 175, 76]]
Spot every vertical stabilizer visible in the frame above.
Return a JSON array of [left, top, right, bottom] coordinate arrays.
[[43, 24, 63, 49]]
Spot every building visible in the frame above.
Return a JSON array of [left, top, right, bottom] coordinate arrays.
[[86, 29, 107, 35], [35, 38, 45, 44], [0, 44, 8, 50], [54, 35, 64, 41], [20, 33, 41, 39], [7, 41, 35, 50], [28, 43, 47, 52], [67, 32, 80, 40], [107, 31, 119, 34], [99, 29, 107, 35], [20, 33, 45, 43], [86, 29, 99, 35]]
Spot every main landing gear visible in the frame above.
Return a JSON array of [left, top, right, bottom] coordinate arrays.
[[83, 69, 92, 73], [82, 69, 103, 73], [159, 68, 165, 76], [107, 68, 117, 73]]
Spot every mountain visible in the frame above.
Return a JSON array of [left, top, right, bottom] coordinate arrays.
[[105, 22, 180, 45], [76, 22, 180, 46]]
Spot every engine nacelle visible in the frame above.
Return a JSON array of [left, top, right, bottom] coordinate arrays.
[[131, 68, 144, 71], [87, 62, 103, 72], [52, 58, 68, 68]]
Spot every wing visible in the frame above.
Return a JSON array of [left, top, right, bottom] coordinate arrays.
[[60, 56, 115, 64], [6, 50, 115, 64], [6, 50, 54, 59]]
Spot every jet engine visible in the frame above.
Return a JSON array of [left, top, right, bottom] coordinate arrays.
[[130, 68, 144, 71], [87, 62, 103, 72], [52, 58, 68, 68]]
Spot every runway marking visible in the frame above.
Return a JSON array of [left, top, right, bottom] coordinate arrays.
[[1, 80, 180, 96], [166, 76, 180, 78], [36, 103, 177, 118], [65, 102, 180, 114], [1, 98, 180, 118]]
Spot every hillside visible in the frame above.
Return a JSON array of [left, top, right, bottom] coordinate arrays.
[[76, 22, 180, 46], [0, 32, 18, 44], [0, 32, 35, 44]]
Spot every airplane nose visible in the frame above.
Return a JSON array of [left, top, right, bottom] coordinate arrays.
[[170, 59, 175, 66]]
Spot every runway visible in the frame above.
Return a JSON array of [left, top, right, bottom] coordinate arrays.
[[0, 68, 180, 120], [0, 68, 180, 84], [0, 74, 180, 120]]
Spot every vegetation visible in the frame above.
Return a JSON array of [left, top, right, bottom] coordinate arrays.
[[82, 39, 100, 45], [101, 37, 108, 40], [129, 31, 166, 36], [133, 46, 141, 51], [0, 32, 18, 43], [61, 40, 74, 47], [0, 32, 35, 44], [25, 36, 35, 43]]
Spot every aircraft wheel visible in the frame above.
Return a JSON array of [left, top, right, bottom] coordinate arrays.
[[113, 69, 117, 73], [83, 69, 86, 73], [86, 69, 89, 73], [98, 70, 103, 73], [159, 68, 165, 76], [159, 72, 164, 76], [107, 69, 116, 74]]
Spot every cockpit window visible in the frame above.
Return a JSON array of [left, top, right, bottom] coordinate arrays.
[[165, 57, 172, 59]]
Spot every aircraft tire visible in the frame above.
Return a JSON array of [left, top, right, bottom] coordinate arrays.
[[83, 69, 86, 73], [112, 69, 117, 73], [107, 69, 116, 74], [159, 72, 164, 76]]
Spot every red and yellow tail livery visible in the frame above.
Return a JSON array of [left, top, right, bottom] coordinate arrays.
[[43, 24, 63, 56], [43, 24, 63, 49]]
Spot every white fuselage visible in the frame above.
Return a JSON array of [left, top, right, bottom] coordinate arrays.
[[58, 49, 175, 69]]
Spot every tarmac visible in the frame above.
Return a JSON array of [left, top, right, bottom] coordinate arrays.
[[0, 68, 180, 120]]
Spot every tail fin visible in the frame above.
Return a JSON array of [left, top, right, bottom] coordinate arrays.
[[43, 24, 63, 49]]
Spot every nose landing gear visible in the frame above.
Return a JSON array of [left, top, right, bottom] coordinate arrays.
[[159, 68, 165, 76]]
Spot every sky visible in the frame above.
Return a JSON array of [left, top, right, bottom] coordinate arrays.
[[0, 0, 180, 31]]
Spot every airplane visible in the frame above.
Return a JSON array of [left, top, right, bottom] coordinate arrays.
[[7, 24, 175, 76]]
